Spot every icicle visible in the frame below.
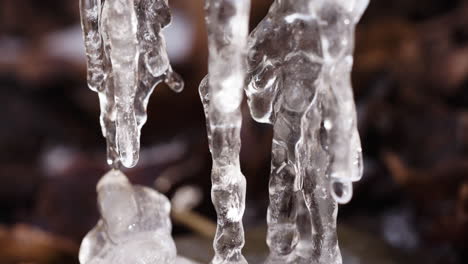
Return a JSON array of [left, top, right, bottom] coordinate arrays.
[[245, 0, 369, 263], [79, 0, 106, 92], [315, 0, 368, 204], [100, 0, 140, 168], [199, 0, 251, 263], [135, 0, 184, 130], [79, 0, 184, 169]]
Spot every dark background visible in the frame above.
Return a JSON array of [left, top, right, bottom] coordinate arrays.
[[0, 0, 467, 263]]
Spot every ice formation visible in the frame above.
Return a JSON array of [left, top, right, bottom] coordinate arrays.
[[78, 1, 193, 264], [79, 0, 183, 169], [245, 0, 368, 263], [79, 170, 197, 264], [198, 0, 251, 263]]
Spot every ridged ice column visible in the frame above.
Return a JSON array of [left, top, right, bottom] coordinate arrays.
[[199, 0, 251, 263], [245, 0, 369, 263]]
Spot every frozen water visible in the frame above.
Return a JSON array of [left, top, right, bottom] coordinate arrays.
[[100, 0, 140, 168], [79, 170, 200, 264], [79, 1, 193, 263], [79, 0, 105, 92], [79, 170, 177, 264], [245, 0, 368, 263], [79, 0, 184, 168], [78, 0, 369, 263], [199, 0, 251, 263], [79, 1, 199, 263]]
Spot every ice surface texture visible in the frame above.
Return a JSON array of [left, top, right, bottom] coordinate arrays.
[[79, 170, 177, 264], [245, 0, 368, 263], [199, 0, 251, 263], [79, 170, 200, 264], [79, 0, 183, 168]]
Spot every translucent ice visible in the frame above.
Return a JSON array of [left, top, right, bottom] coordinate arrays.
[[79, 0, 105, 92], [245, 0, 368, 263], [79, 0, 184, 168], [100, 0, 140, 168], [79, 170, 177, 264], [199, 0, 251, 263]]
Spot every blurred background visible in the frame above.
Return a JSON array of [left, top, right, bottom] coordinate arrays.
[[0, 0, 467, 263]]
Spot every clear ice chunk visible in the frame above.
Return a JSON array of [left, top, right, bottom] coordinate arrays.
[[199, 0, 251, 263], [79, 170, 177, 264], [79, 0, 184, 168], [245, 0, 369, 263]]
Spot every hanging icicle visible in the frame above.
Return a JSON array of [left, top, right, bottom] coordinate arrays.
[[80, 0, 183, 169], [199, 0, 251, 263], [245, 0, 369, 263]]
